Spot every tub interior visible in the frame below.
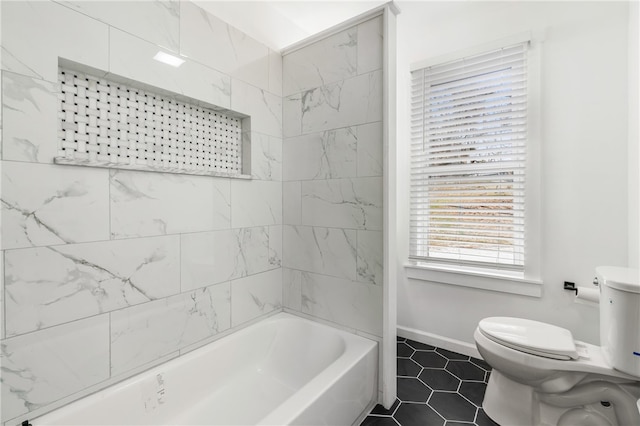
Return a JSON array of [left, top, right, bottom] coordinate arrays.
[[171, 318, 347, 425], [33, 313, 374, 426]]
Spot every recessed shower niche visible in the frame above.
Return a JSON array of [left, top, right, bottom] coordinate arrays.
[[55, 65, 251, 178]]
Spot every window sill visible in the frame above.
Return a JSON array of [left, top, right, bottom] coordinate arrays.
[[405, 261, 542, 298]]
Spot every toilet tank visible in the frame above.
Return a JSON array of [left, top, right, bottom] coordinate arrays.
[[597, 266, 640, 377]]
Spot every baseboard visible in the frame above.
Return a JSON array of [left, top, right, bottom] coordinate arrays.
[[397, 325, 482, 359]]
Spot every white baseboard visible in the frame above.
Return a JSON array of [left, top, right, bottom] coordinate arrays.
[[397, 325, 482, 360]]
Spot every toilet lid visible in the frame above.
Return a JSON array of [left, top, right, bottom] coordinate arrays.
[[478, 317, 579, 360]]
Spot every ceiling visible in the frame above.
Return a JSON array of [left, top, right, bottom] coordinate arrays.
[[193, 0, 388, 51]]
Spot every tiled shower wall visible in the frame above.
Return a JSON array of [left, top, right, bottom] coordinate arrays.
[[281, 16, 384, 338], [0, 1, 282, 423]]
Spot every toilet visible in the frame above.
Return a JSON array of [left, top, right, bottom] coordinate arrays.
[[474, 266, 640, 426]]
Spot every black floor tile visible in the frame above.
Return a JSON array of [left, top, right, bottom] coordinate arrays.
[[412, 351, 448, 368], [428, 392, 477, 422], [361, 415, 400, 426], [475, 409, 500, 426], [445, 360, 485, 381], [397, 341, 415, 357], [398, 358, 422, 377], [394, 402, 445, 426], [371, 399, 401, 416], [436, 348, 469, 360], [470, 357, 491, 371], [362, 340, 495, 426], [459, 381, 487, 407], [419, 368, 460, 391], [406, 339, 435, 351], [397, 377, 432, 403]]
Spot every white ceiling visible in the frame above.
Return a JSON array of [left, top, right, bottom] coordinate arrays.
[[193, 0, 388, 51]]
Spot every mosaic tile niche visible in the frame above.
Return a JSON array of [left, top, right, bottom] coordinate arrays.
[[55, 66, 251, 178]]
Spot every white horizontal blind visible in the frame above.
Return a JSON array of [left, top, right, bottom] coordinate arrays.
[[410, 42, 528, 269]]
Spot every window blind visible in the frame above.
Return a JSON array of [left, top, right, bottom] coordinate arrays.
[[410, 42, 528, 269]]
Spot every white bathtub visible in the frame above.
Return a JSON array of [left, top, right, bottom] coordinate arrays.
[[33, 312, 378, 426]]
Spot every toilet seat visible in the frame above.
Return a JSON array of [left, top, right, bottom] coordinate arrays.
[[478, 317, 579, 360]]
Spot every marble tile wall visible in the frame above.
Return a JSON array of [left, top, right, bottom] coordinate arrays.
[[0, 1, 282, 423], [282, 15, 384, 337]]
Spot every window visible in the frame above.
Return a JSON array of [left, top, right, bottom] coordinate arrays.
[[410, 42, 530, 271]]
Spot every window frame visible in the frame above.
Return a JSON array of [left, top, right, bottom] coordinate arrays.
[[405, 32, 542, 296]]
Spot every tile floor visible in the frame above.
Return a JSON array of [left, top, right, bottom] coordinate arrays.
[[361, 337, 500, 426]]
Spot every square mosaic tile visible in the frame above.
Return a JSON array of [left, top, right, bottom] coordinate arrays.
[[361, 337, 500, 426]]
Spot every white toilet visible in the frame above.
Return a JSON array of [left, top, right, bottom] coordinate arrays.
[[474, 266, 640, 426]]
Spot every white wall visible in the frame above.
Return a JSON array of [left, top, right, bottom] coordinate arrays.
[[396, 1, 634, 349]]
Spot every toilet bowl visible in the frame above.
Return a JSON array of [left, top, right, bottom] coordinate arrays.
[[474, 267, 640, 426]]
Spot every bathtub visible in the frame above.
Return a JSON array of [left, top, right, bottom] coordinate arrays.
[[32, 312, 378, 426]]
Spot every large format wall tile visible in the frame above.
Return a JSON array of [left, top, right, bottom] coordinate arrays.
[[110, 170, 230, 238], [1, 315, 110, 421], [357, 230, 383, 286], [231, 180, 282, 228], [231, 78, 282, 138], [301, 70, 382, 134], [231, 269, 282, 327], [60, 0, 180, 53], [283, 225, 357, 280], [180, 227, 273, 291], [109, 28, 231, 110], [301, 271, 382, 336], [2, 72, 59, 163], [357, 17, 383, 75], [300, 177, 383, 230], [357, 121, 383, 177], [283, 268, 302, 311], [283, 128, 357, 181], [283, 94, 302, 138], [283, 181, 302, 225], [283, 27, 357, 97], [1, 0, 109, 83], [179, 1, 270, 92], [251, 133, 282, 181], [110, 282, 230, 376], [4, 236, 180, 336], [1, 161, 110, 249]]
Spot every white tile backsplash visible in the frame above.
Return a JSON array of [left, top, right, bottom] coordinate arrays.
[[1, 0, 109, 82], [109, 28, 232, 110], [301, 70, 382, 134], [1, 161, 110, 250], [0, 1, 284, 423], [281, 14, 383, 341], [231, 269, 282, 326], [179, 1, 270, 92], [283, 225, 357, 280], [1, 315, 110, 421], [283, 27, 357, 97], [1, 2, 385, 424], [301, 271, 382, 336], [110, 170, 229, 238], [60, 0, 181, 53], [2, 72, 59, 163], [4, 235, 180, 336], [301, 177, 383, 230], [110, 282, 231, 376], [230, 179, 282, 228]]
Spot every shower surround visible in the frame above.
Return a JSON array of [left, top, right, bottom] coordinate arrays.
[[281, 15, 384, 338], [0, 1, 282, 423], [0, 1, 385, 424]]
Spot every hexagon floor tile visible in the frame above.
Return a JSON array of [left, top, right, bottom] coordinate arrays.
[[360, 337, 500, 426]]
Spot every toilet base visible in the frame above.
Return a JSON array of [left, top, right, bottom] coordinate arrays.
[[483, 370, 631, 426]]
